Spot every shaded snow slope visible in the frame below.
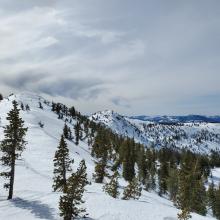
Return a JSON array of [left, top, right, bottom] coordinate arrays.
[[91, 110, 220, 154], [0, 93, 217, 220]]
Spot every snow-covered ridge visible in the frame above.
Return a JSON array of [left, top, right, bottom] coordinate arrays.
[[0, 93, 217, 220], [91, 110, 220, 154]]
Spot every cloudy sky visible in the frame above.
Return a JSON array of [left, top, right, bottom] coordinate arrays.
[[0, 0, 220, 116]]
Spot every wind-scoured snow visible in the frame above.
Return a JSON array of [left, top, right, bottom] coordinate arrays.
[[91, 110, 220, 154], [0, 93, 217, 220]]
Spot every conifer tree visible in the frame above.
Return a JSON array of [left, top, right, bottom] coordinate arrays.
[[59, 160, 88, 220], [69, 106, 76, 118], [122, 140, 135, 182], [122, 177, 142, 200], [176, 152, 193, 219], [167, 165, 179, 202], [207, 181, 216, 217], [74, 122, 80, 145], [103, 171, 120, 198], [92, 131, 110, 183], [53, 135, 73, 193], [25, 104, 30, 111], [0, 100, 28, 199], [158, 161, 169, 196], [93, 156, 108, 183], [63, 124, 69, 139], [39, 102, 43, 109], [0, 93, 3, 101], [177, 208, 191, 220], [20, 102, 24, 111], [214, 184, 220, 220]]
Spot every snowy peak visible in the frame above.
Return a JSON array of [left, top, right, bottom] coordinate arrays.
[[91, 110, 220, 154]]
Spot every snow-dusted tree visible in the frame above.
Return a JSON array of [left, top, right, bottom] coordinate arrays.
[[177, 209, 192, 220], [103, 171, 120, 198], [59, 160, 88, 220], [0, 100, 28, 199], [53, 135, 73, 193], [63, 124, 72, 140], [74, 122, 81, 145], [122, 177, 142, 200], [39, 101, 43, 109], [25, 104, 30, 111]]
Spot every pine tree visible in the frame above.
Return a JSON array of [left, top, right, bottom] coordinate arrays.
[[158, 161, 169, 196], [25, 104, 30, 111], [136, 145, 147, 184], [122, 177, 142, 200], [207, 181, 216, 217], [92, 131, 110, 183], [103, 171, 120, 198], [122, 140, 135, 182], [177, 208, 192, 220], [176, 152, 193, 218], [167, 165, 179, 202], [63, 123, 69, 139], [0, 100, 28, 199], [53, 135, 73, 193], [93, 157, 108, 183], [39, 102, 43, 109], [74, 122, 80, 145], [59, 160, 88, 220], [20, 102, 24, 111], [215, 184, 220, 220], [69, 106, 76, 118]]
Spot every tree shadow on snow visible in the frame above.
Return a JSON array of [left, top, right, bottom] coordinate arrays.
[[11, 197, 56, 220]]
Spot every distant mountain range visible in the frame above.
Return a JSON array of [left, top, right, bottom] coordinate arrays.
[[129, 115, 220, 124]]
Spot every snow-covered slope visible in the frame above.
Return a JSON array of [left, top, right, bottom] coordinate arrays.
[[0, 93, 217, 220], [91, 110, 220, 154]]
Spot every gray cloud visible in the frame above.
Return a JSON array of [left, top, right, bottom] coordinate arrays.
[[0, 0, 220, 115], [38, 78, 106, 100]]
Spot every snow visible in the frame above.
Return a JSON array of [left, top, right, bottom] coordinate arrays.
[[90, 110, 220, 154], [0, 93, 217, 220]]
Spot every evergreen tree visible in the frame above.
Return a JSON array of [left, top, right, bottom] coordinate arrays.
[[69, 106, 76, 118], [20, 102, 24, 111], [92, 131, 110, 183], [122, 177, 142, 200], [176, 152, 193, 218], [25, 104, 30, 111], [59, 160, 88, 220], [103, 171, 120, 198], [214, 184, 220, 220], [136, 145, 147, 184], [0, 93, 3, 101], [167, 165, 179, 202], [63, 124, 69, 139], [74, 122, 80, 145], [93, 157, 108, 183], [177, 208, 192, 220], [121, 140, 135, 182], [53, 135, 73, 193], [158, 161, 169, 196], [0, 100, 28, 199], [39, 102, 43, 109], [207, 181, 216, 217]]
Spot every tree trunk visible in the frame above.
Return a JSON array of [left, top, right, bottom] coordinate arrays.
[[8, 152, 15, 200]]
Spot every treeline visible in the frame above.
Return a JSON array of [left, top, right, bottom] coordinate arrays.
[[91, 124, 220, 219], [51, 98, 220, 220], [1, 97, 220, 220]]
